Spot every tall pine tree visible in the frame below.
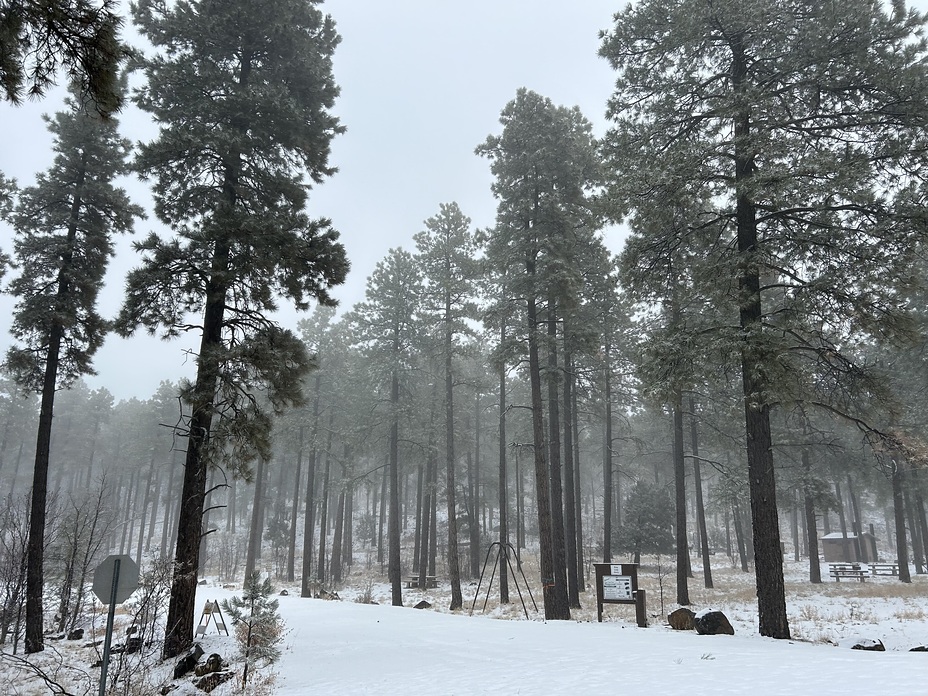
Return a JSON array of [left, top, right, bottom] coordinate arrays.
[[119, 0, 347, 657], [601, 0, 928, 637], [5, 83, 140, 653]]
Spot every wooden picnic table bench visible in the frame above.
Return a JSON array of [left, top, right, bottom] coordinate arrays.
[[405, 575, 438, 589], [868, 562, 900, 577], [829, 563, 866, 582]]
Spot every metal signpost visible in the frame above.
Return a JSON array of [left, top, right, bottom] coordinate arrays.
[[92, 554, 140, 696], [593, 562, 647, 627]]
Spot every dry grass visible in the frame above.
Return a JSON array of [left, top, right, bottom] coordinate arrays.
[[328, 551, 928, 650]]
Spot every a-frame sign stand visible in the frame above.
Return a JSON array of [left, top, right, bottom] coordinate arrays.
[[195, 599, 230, 637]]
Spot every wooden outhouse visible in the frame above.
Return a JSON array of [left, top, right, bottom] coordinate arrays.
[[820, 532, 878, 563]]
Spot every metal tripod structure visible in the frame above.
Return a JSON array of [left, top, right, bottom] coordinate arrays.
[[470, 541, 538, 619]]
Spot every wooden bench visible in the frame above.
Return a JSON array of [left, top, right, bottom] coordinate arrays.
[[869, 562, 900, 577], [405, 575, 438, 589], [829, 563, 866, 582]]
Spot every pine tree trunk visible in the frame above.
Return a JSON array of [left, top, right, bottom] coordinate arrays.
[[891, 462, 912, 582], [572, 387, 584, 589], [688, 396, 712, 588], [731, 34, 789, 639], [902, 479, 924, 574], [388, 370, 403, 606], [331, 486, 345, 584], [317, 445, 332, 583], [413, 463, 424, 573], [137, 453, 155, 568], [377, 455, 386, 565], [25, 299, 67, 652], [546, 299, 570, 618], [245, 456, 267, 579], [804, 491, 822, 583], [444, 313, 463, 609], [526, 280, 562, 619], [834, 480, 853, 562], [300, 389, 320, 595], [672, 394, 689, 605], [286, 435, 303, 583], [162, 234, 230, 658], [602, 352, 613, 563], [498, 345, 510, 604], [562, 350, 579, 609]]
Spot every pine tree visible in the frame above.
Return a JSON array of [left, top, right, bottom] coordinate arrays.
[[600, 0, 928, 638], [348, 249, 423, 606], [221, 571, 284, 689], [414, 202, 479, 611], [4, 83, 139, 653], [119, 0, 348, 658], [0, 0, 125, 114], [477, 89, 600, 621]]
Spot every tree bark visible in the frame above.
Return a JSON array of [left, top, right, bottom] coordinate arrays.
[[672, 393, 690, 605]]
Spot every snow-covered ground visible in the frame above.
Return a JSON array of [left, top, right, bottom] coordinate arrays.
[[4, 559, 927, 695], [267, 561, 928, 696]]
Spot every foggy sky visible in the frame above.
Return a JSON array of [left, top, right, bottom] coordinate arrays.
[[0, 2, 676, 400]]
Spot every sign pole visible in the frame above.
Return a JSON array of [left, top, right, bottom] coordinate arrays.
[[98, 557, 121, 696]]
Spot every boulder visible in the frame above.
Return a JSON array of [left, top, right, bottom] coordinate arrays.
[[172, 643, 204, 679], [195, 653, 224, 676], [910, 645, 928, 652], [279, 589, 289, 596], [67, 628, 84, 640], [194, 670, 236, 693], [850, 639, 885, 652], [413, 600, 432, 610], [668, 608, 696, 631], [693, 610, 734, 636], [125, 636, 143, 654]]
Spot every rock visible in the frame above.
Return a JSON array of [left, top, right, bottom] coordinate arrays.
[[319, 589, 340, 601], [413, 600, 432, 610], [693, 610, 734, 636], [851, 639, 885, 651], [195, 670, 236, 693], [668, 608, 696, 631], [67, 628, 84, 640], [125, 636, 143, 654], [910, 645, 928, 652], [159, 684, 178, 695], [279, 589, 289, 596], [195, 653, 224, 676], [173, 643, 204, 679], [198, 579, 208, 585], [126, 624, 138, 635]]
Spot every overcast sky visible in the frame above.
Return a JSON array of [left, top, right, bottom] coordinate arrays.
[[10, 1, 921, 403], [0, 1, 623, 402]]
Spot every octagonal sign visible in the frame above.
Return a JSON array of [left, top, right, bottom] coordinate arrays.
[[92, 554, 140, 605]]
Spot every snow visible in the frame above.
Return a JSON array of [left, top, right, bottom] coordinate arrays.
[[4, 562, 927, 694], [268, 591, 926, 696]]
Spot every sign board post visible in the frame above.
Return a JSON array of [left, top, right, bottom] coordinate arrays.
[[593, 562, 647, 627], [92, 555, 140, 696]]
